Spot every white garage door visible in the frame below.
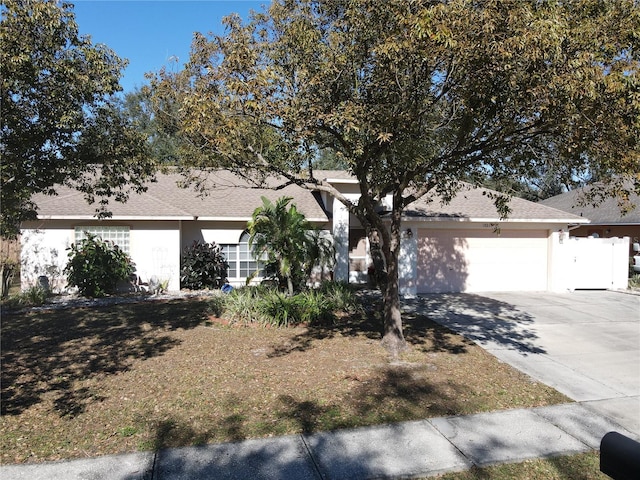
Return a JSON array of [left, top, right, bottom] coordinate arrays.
[[417, 229, 548, 293]]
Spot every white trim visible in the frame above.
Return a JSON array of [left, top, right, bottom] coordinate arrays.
[[583, 222, 640, 226], [323, 177, 360, 184], [38, 215, 194, 221], [197, 216, 250, 222], [196, 216, 328, 223], [400, 216, 590, 224]]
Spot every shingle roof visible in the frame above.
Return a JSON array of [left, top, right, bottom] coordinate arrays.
[[539, 187, 640, 225], [32, 170, 330, 222], [30, 170, 584, 224]]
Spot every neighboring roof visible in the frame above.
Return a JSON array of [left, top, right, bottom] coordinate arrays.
[[539, 187, 640, 225], [405, 184, 587, 224], [31, 170, 330, 223]]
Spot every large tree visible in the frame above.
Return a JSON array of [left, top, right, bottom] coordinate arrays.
[[1, 0, 156, 238], [150, 0, 639, 353], [118, 87, 186, 164]]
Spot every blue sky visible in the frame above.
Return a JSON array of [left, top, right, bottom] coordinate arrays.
[[73, 1, 269, 93]]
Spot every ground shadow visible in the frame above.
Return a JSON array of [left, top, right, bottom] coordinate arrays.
[[149, 358, 474, 448], [268, 289, 534, 359], [151, 433, 321, 480], [415, 233, 470, 293], [1, 299, 210, 416], [277, 366, 474, 433], [266, 288, 387, 358], [404, 293, 546, 355]]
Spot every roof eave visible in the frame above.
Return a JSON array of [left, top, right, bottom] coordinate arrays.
[[576, 221, 640, 226], [36, 215, 195, 221], [196, 216, 329, 223], [323, 178, 360, 185], [400, 215, 590, 224]]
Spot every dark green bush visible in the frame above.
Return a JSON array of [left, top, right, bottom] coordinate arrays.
[[64, 233, 135, 298], [292, 290, 335, 324], [180, 241, 228, 290]]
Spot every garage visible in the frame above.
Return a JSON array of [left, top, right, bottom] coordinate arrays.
[[416, 228, 549, 293]]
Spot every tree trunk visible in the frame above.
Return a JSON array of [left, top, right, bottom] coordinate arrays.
[[286, 275, 294, 296], [381, 268, 406, 355], [380, 210, 407, 356], [1, 262, 16, 299], [365, 226, 388, 291]]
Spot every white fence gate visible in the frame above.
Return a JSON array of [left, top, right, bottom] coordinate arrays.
[[551, 236, 629, 291]]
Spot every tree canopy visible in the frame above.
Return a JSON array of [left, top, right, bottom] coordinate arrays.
[[1, 0, 156, 238], [150, 0, 639, 353], [118, 87, 187, 165]]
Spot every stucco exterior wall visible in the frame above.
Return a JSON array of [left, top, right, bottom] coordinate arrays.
[[128, 221, 181, 291], [21, 220, 183, 292], [20, 224, 73, 292]]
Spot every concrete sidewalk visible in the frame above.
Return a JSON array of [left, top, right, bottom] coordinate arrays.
[[0, 401, 634, 480]]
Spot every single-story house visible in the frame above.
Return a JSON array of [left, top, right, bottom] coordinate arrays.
[[21, 169, 630, 295], [540, 187, 640, 244]]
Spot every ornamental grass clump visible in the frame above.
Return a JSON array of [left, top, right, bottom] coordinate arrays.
[[257, 290, 332, 327], [221, 283, 350, 327], [317, 281, 360, 314], [1, 286, 49, 309], [223, 286, 269, 324]]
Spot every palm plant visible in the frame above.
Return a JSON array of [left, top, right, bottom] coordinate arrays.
[[247, 196, 334, 295]]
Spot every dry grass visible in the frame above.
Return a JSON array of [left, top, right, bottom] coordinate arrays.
[[426, 451, 608, 480], [1, 296, 569, 464]]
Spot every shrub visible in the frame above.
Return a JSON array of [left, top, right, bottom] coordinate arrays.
[[293, 290, 334, 324], [205, 291, 227, 317], [317, 281, 360, 313], [223, 286, 269, 324], [258, 290, 297, 327], [256, 289, 334, 327], [1, 286, 48, 309], [219, 283, 357, 327], [64, 233, 135, 298], [180, 241, 228, 290]]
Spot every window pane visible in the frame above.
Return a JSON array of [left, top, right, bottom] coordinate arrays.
[[228, 265, 238, 278], [221, 244, 237, 261], [75, 226, 130, 254], [221, 239, 264, 278]]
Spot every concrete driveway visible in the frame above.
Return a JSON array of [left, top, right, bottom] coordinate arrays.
[[403, 290, 640, 436]]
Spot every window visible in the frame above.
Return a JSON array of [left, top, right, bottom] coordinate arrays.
[[221, 231, 265, 279], [75, 226, 130, 253]]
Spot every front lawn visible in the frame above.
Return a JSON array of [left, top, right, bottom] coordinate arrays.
[[1, 295, 569, 464]]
